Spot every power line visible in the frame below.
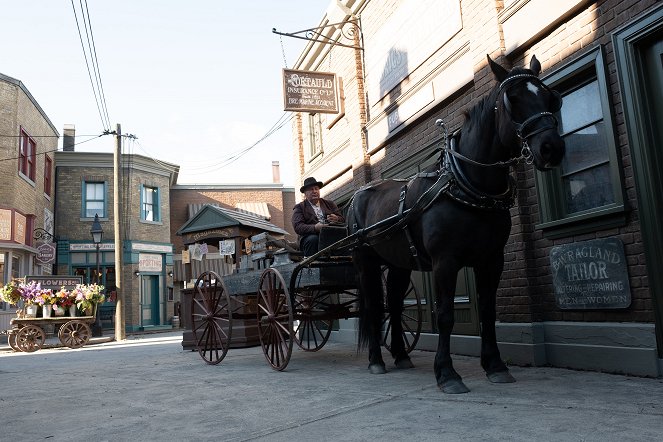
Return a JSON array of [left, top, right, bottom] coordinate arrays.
[[70, 0, 111, 131], [0, 133, 108, 162]]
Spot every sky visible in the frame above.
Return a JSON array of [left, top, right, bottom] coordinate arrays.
[[1, 0, 331, 187]]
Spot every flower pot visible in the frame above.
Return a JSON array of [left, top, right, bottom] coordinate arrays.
[[53, 305, 65, 316], [42, 304, 53, 318], [69, 305, 77, 317], [25, 305, 38, 318]]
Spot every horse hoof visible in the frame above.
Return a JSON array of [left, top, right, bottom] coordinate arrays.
[[438, 379, 470, 394], [486, 371, 516, 383], [368, 363, 387, 374], [394, 358, 415, 369]]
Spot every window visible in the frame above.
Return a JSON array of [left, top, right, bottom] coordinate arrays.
[[44, 155, 53, 196], [141, 185, 160, 222], [83, 181, 106, 218], [536, 47, 626, 237], [307, 113, 323, 159], [19, 128, 36, 181]]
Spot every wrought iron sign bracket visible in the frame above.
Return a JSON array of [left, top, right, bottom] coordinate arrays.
[[272, 18, 363, 51], [33, 228, 58, 242]]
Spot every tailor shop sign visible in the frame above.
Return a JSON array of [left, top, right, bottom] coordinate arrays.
[[550, 238, 631, 309], [283, 69, 338, 114]]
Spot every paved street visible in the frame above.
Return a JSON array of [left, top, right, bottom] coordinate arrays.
[[1, 331, 662, 441]]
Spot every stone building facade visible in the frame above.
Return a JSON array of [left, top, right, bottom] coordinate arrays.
[[0, 73, 58, 329], [290, 0, 663, 376], [54, 148, 179, 332]]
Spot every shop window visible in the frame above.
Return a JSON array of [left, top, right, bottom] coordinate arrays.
[[536, 47, 626, 238], [141, 185, 160, 222], [82, 181, 107, 218], [19, 128, 36, 182]]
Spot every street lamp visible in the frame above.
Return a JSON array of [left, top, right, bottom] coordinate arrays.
[[90, 214, 103, 337]]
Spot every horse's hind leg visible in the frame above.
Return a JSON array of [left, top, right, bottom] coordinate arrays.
[[386, 267, 414, 369], [476, 260, 516, 384]]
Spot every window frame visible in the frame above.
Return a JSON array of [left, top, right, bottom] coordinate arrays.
[[82, 181, 107, 219], [140, 184, 161, 223], [44, 155, 53, 197], [535, 46, 627, 239], [18, 127, 37, 182], [307, 113, 324, 161]]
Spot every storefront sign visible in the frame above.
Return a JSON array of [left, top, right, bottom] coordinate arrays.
[[283, 69, 338, 114], [139, 253, 162, 272], [0, 209, 12, 241], [26, 275, 83, 290], [550, 238, 631, 309], [185, 228, 235, 244], [69, 243, 115, 251], [36, 242, 56, 264], [14, 212, 26, 245], [132, 242, 172, 253]]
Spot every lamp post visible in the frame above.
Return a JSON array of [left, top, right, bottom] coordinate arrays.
[[90, 214, 103, 337]]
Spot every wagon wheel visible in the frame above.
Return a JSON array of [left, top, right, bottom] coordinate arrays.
[[58, 320, 92, 349], [7, 331, 20, 352], [292, 287, 334, 352], [191, 271, 232, 365], [381, 268, 423, 353], [257, 268, 293, 371], [16, 325, 46, 353]]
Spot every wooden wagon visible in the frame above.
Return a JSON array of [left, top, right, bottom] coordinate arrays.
[[189, 226, 423, 370], [6, 310, 96, 353]]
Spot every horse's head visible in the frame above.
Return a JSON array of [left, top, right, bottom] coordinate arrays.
[[488, 55, 565, 170]]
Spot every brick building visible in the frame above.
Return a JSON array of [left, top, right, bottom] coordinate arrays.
[[289, 0, 663, 376], [0, 73, 58, 329], [54, 135, 179, 332]]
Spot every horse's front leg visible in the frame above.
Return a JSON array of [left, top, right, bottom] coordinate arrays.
[[475, 258, 516, 384], [433, 263, 469, 393]]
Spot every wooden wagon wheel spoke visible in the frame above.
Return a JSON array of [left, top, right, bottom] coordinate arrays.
[[382, 268, 423, 354], [257, 268, 293, 371], [16, 325, 45, 353], [190, 271, 232, 365], [58, 320, 92, 349], [293, 287, 333, 352]]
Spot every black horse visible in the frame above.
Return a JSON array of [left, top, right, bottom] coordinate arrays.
[[347, 55, 565, 393]]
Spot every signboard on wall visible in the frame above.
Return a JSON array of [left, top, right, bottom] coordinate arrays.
[[13, 212, 26, 245], [138, 253, 162, 272], [282, 69, 338, 114], [0, 209, 11, 241], [550, 238, 631, 309], [26, 275, 83, 290], [36, 242, 56, 264]]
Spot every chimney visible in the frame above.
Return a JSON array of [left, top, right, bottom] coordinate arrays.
[[272, 161, 281, 183], [63, 124, 75, 151]]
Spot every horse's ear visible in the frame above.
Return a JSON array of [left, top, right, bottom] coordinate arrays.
[[487, 55, 508, 82], [529, 55, 541, 76]]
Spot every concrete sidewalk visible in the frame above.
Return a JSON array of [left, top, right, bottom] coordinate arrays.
[[1, 331, 662, 441]]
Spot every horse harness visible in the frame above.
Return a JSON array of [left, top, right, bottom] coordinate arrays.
[[353, 74, 560, 268]]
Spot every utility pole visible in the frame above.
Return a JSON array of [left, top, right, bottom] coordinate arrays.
[[114, 123, 126, 340]]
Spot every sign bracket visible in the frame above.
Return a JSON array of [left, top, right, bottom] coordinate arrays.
[[272, 18, 363, 51]]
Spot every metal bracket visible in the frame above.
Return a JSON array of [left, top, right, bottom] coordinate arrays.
[[272, 18, 362, 51], [33, 228, 57, 242]]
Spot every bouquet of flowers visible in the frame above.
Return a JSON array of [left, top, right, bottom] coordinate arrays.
[[73, 283, 105, 312], [18, 281, 42, 305], [53, 286, 75, 315], [0, 280, 22, 306], [34, 288, 55, 306]]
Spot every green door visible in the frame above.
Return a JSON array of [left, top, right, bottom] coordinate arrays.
[[140, 275, 160, 327]]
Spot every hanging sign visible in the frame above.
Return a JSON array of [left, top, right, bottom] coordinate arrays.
[[550, 238, 631, 309], [219, 239, 235, 256], [36, 242, 57, 264], [283, 69, 338, 114]]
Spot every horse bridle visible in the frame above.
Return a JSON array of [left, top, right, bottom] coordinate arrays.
[[496, 73, 562, 164]]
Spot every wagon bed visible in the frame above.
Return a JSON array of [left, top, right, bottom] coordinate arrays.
[[7, 314, 96, 353]]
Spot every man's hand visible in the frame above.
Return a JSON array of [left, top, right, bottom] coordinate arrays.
[[327, 213, 342, 223], [314, 222, 324, 233]]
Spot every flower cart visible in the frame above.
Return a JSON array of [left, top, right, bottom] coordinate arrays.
[[2, 281, 105, 352]]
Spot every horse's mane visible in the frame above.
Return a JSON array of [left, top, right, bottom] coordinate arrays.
[[462, 66, 532, 134]]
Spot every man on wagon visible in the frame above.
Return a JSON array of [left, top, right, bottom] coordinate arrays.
[[292, 177, 344, 256]]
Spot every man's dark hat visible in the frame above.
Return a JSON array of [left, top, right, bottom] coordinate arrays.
[[300, 177, 324, 193]]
